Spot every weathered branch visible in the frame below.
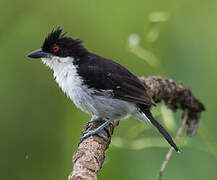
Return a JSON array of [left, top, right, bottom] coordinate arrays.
[[68, 76, 205, 180]]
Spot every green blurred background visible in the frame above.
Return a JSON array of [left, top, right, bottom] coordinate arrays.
[[1, 0, 217, 179]]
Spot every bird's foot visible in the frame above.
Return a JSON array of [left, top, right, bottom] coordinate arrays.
[[79, 116, 118, 145], [85, 117, 105, 126], [79, 130, 110, 144]]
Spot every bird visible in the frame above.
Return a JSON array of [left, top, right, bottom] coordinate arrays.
[[28, 28, 179, 152]]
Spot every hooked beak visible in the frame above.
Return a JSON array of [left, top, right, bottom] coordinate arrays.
[[27, 48, 49, 59]]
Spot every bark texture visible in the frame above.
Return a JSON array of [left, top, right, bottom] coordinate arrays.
[[68, 76, 205, 180]]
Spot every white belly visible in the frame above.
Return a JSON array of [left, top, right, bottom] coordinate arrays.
[[59, 72, 137, 118]]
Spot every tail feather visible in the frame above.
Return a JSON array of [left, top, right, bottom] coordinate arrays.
[[141, 108, 179, 152]]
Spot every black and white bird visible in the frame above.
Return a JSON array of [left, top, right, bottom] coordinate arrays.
[[28, 28, 179, 152]]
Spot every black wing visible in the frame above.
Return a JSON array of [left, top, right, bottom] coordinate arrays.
[[77, 54, 155, 106]]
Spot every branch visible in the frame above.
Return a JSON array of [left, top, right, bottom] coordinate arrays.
[[68, 76, 205, 180], [158, 110, 188, 180]]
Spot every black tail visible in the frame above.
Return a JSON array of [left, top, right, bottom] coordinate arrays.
[[140, 107, 179, 152]]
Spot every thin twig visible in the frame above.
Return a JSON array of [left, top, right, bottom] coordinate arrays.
[[158, 111, 188, 180]]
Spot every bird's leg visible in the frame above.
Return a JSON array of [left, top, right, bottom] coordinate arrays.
[[85, 117, 105, 126], [79, 116, 118, 144]]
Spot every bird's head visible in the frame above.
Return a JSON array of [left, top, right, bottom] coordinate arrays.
[[28, 27, 88, 61]]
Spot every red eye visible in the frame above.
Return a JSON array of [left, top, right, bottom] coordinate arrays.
[[52, 45, 59, 52]]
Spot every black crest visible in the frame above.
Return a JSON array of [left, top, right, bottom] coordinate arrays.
[[42, 27, 88, 58]]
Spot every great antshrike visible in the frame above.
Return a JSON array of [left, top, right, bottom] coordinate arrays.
[[28, 28, 179, 152]]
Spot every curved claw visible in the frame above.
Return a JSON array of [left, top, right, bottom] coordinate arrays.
[[97, 132, 110, 142], [79, 130, 110, 144]]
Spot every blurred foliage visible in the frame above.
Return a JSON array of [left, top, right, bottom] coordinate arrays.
[[0, 0, 217, 180], [128, 33, 160, 67], [198, 124, 217, 159]]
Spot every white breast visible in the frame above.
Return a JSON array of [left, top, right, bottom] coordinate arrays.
[[41, 56, 138, 119], [42, 56, 96, 114]]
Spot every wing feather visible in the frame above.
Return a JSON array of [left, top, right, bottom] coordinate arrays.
[[77, 54, 156, 106]]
